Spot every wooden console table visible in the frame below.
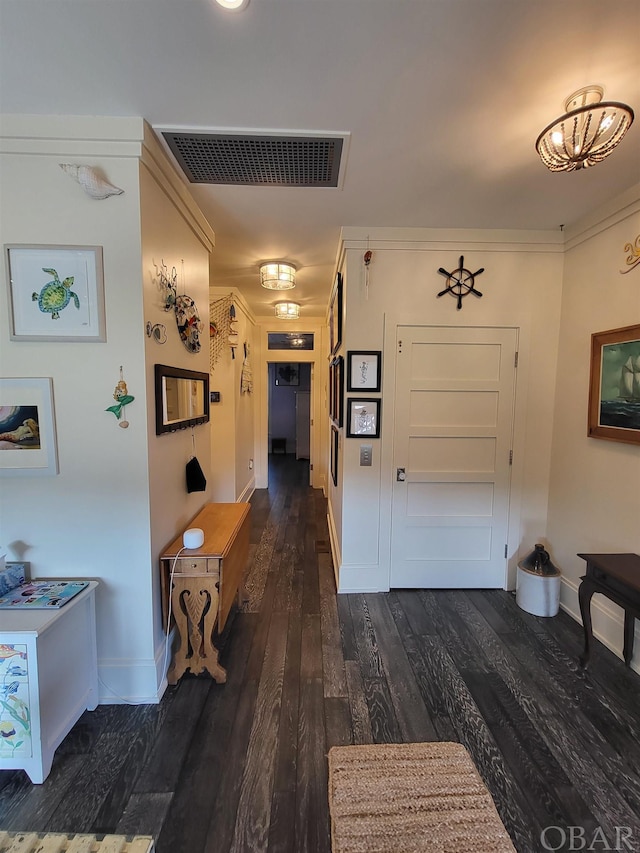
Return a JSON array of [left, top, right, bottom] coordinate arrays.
[[160, 502, 251, 685], [577, 553, 640, 667]]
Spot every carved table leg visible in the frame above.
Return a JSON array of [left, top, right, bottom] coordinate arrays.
[[167, 576, 227, 685], [578, 577, 596, 668]]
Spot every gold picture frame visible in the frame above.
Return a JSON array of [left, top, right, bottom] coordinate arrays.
[[588, 324, 640, 445]]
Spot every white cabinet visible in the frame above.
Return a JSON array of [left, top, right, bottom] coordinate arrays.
[[0, 581, 98, 783]]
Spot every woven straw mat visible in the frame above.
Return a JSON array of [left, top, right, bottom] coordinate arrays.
[[328, 742, 516, 853]]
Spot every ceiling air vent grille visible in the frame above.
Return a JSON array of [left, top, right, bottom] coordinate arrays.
[[161, 132, 344, 187]]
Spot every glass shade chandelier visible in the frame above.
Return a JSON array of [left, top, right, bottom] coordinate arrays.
[[260, 262, 296, 290], [536, 86, 634, 172], [274, 301, 300, 320]]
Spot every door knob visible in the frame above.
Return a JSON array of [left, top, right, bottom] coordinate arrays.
[[397, 468, 406, 482]]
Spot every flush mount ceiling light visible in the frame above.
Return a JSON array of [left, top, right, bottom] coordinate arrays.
[[536, 86, 634, 172], [274, 301, 300, 320], [215, 0, 249, 9], [260, 262, 296, 290]]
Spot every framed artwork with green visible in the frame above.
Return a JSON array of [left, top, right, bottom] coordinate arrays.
[[588, 324, 640, 445]]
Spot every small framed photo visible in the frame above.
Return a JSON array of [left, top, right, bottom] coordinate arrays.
[[275, 363, 300, 386], [347, 398, 381, 438], [347, 350, 381, 392], [331, 424, 339, 486], [5, 245, 106, 342], [0, 377, 59, 476], [588, 324, 640, 445], [329, 272, 343, 356]]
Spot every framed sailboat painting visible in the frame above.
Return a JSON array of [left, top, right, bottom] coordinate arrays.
[[588, 324, 640, 445]]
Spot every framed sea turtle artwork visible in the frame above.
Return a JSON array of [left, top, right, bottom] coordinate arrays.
[[5, 245, 106, 341]]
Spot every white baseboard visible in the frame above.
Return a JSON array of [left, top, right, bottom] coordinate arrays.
[[336, 564, 390, 594], [237, 476, 256, 503], [327, 505, 341, 589], [97, 638, 172, 704]]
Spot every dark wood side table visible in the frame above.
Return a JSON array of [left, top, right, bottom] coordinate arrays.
[[577, 553, 640, 667]]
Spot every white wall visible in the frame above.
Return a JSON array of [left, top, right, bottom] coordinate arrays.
[[0, 116, 217, 702], [332, 228, 565, 593], [547, 185, 640, 669], [208, 289, 256, 503], [140, 128, 215, 682], [0, 116, 154, 699]]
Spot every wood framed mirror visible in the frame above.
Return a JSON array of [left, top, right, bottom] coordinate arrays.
[[154, 364, 210, 435]]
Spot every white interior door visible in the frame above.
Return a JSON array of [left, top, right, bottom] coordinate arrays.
[[390, 326, 517, 588]]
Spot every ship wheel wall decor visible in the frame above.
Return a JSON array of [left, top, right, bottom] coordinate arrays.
[[437, 255, 485, 310]]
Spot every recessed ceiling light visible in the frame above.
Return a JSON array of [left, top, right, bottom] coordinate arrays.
[[215, 0, 249, 10]]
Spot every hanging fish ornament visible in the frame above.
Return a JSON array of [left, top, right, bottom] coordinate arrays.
[[59, 164, 124, 199]]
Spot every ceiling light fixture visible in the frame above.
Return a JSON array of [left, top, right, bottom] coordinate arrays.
[[274, 301, 300, 320], [215, 0, 249, 10], [536, 86, 634, 172], [260, 262, 296, 290]]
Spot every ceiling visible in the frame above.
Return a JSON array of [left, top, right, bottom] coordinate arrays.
[[1, 0, 639, 317]]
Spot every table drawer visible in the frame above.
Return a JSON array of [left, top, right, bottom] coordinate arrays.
[[173, 557, 220, 576], [589, 568, 640, 608]]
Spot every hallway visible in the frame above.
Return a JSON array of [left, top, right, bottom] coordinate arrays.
[[1, 454, 639, 851]]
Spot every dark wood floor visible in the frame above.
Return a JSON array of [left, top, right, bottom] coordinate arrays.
[[1, 455, 639, 852]]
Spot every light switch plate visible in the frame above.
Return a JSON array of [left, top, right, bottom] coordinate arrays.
[[360, 444, 373, 466]]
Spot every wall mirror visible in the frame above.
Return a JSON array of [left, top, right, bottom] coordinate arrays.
[[154, 364, 210, 435]]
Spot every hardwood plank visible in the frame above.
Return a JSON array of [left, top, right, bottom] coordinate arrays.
[[391, 589, 439, 636], [267, 791, 296, 853], [364, 593, 437, 742], [300, 613, 322, 679], [435, 593, 640, 841], [348, 594, 383, 678], [156, 614, 259, 853], [115, 792, 173, 838], [295, 678, 330, 853], [153, 686, 226, 853], [43, 732, 138, 834], [319, 553, 348, 698], [386, 592, 456, 741], [1, 755, 86, 832], [272, 612, 302, 794], [335, 594, 358, 662], [362, 677, 402, 745], [133, 678, 211, 794], [198, 683, 259, 853], [230, 613, 289, 853], [344, 661, 373, 745], [324, 697, 353, 749], [418, 635, 540, 853]]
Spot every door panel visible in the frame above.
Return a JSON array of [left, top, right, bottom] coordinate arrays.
[[391, 326, 517, 588]]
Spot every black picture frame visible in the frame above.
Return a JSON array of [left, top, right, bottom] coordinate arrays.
[[347, 350, 382, 392], [331, 424, 339, 486], [329, 272, 343, 356], [329, 355, 344, 426], [275, 363, 300, 386], [346, 397, 381, 438]]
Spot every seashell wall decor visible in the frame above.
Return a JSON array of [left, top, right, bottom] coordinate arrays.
[[59, 164, 124, 199]]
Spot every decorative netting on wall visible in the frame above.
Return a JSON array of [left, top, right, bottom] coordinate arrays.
[[209, 293, 235, 371]]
